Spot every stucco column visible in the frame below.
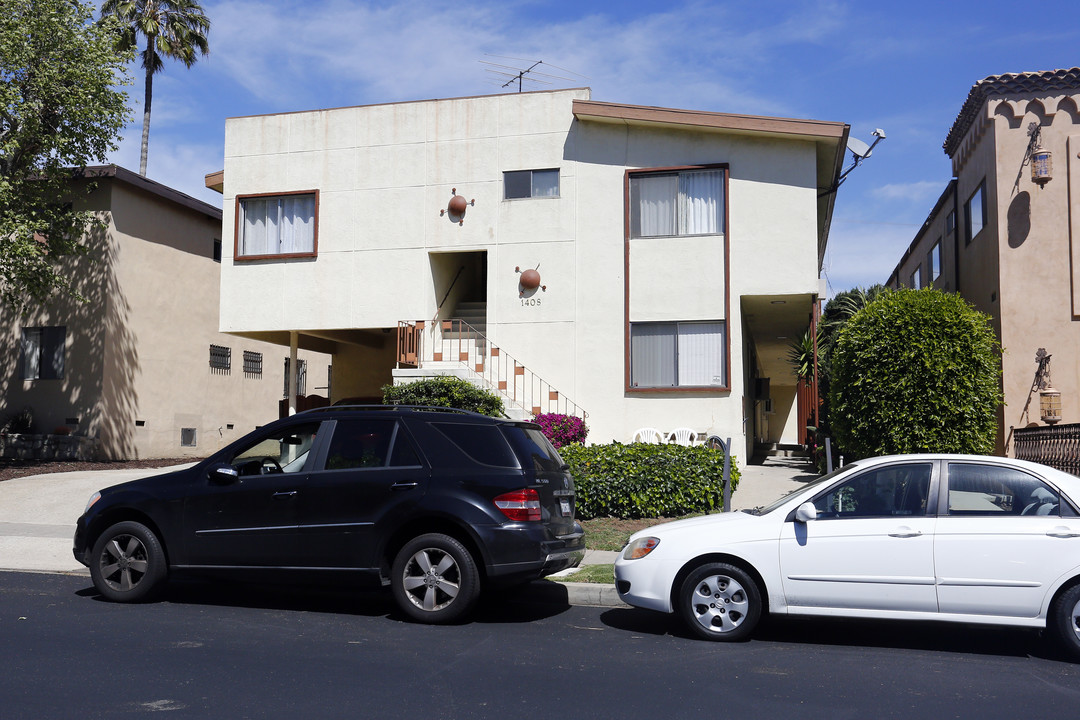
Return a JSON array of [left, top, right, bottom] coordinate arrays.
[[288, 331, 299, 416]]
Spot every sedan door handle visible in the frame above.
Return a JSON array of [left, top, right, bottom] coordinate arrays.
[[888, 527, 923, 538], [273, 490, 298, 498], [391, 482, 419, 491], [1047, 527, 1080, 538]]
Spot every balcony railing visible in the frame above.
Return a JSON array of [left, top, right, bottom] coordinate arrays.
[[397, 319, 587, 420], [1013, 423, 1080, 476]]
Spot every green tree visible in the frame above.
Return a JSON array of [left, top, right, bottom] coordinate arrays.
[[1, 0, 132, 311], [99, 0, 209, 176], [829, 288, 1003, 459]]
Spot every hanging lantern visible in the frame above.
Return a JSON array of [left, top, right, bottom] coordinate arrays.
[[1031, 148, 1053, 185], [1040, 384, 1062, 424]]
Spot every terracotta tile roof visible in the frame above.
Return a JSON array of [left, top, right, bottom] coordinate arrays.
[[943, 68, 1080, 156]]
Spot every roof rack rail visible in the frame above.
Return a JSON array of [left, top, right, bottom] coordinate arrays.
[[296, 404, 487, 417]]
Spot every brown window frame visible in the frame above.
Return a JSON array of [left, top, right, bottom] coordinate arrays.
[[234, 189, 320, 261], [623, 164, 731, 394]]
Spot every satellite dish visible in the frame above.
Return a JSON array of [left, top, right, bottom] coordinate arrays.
[[847, 136, 872, 159]]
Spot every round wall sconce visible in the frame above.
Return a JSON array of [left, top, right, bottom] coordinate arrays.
[[516, 265, 546, 296], [440, 188, 475, 225]]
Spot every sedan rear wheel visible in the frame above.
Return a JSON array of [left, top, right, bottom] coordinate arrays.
[[678, 562, 762, 641], [89, 521, 167, 603], [391, 533, 479, 624], [1050, 582, 1080, 660]]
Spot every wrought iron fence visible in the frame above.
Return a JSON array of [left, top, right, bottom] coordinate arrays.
[[1013, 423, 1080, 476]]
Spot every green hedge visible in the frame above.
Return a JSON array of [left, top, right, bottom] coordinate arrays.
[[560, 442, 739, 520], [381, 376, 505, 417]]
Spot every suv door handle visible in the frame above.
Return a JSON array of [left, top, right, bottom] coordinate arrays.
[[391, 482, 419, 491], [273, 490, 298, 498], [888, 527, 922, 538]]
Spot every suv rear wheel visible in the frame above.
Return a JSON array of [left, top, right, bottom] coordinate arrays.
[[391, 533, 479, 624]]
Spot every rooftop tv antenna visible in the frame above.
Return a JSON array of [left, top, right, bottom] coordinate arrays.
[[480, 55, 588, 92], [820, 128, 886, 196]]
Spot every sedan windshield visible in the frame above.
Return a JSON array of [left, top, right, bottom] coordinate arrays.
[[742, 463, 861, 516]]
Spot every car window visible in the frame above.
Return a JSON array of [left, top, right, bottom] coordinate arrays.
[[947, 463, 1060, 516], [503, 426, 565, 472], [229, 422, 321, 476], [431, 423, 520, 468], [813, 463, 932, 519], [323, 419, 398, 470]]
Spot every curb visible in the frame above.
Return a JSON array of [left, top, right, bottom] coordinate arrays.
[[525, 579, 627, 608]]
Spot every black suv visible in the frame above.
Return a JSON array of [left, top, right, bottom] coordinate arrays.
[[73, 406, 585, 623]]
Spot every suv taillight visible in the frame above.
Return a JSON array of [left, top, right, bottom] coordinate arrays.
[[494, 489, 541, 522]]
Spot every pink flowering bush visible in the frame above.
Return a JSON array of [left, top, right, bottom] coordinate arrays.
[[533, 413, 589, 448]]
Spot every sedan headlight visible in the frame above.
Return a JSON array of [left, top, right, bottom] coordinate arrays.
[[623, 536, 660, 560], [83, 492, 101, 514]]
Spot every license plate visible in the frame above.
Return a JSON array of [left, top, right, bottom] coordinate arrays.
[[560, 499, 571, 516]]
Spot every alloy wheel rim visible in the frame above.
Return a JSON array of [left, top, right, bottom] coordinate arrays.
[[98, 534, 149, 592], [1071, 597, 1080, 642], [691, 574, 749, 634], [401, 548, 461, 612]]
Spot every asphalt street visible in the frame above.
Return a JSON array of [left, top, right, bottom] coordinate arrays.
[[3, 570, 1080, 720]]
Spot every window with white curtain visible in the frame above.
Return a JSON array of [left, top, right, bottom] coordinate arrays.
[[21, 327, 65, 380], [630, 321, 726, 388], [630, 169, 724, 238], [238, 192, 318, 258]]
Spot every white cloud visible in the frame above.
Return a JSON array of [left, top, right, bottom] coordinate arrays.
[[871, 180, 944, 203]]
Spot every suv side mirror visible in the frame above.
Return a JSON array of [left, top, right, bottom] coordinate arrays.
[[795, 502, 818, 523], [209, 463, 240, 485]]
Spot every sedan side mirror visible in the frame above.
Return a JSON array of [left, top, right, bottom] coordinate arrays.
[[795, 502, 818, 523], [209, 463, 240, 485]]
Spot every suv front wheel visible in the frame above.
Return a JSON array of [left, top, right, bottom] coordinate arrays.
[[391, 533, 479, 624]]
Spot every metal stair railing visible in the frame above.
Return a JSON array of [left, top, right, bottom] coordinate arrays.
[[396, 319, 587, 419]]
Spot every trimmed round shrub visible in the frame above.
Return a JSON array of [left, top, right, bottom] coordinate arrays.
[[828, 288, 1003, 459], [533, 413, 588, 448], [559, 442, 740, 519], [381, 376, 505, 417]]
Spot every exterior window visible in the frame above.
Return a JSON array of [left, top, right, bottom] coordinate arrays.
[[910, 266, 922, 289], [243, 351, 263, 377], [213, 238, 222, 262], [237, 191, 318, 258], [927, 241, 941, 283], [20, 327, 65, 380], [630, 321, 726, 388], [284, 357, 307, 396], [630, 169, 724, 238], [180, 428, 197, 447], [964, 182, 986, 245], [504, 169, 559, 199], [210, 344, 231, 372], [945, 210, 956, 236]]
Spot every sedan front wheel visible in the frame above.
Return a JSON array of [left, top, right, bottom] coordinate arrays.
[[678, 562, 762, 641]]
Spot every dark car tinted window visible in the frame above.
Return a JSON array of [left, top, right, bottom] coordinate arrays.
[[324, 419, 396, 469], [432, 423, 519, 468], [504, 426, 565, 473]]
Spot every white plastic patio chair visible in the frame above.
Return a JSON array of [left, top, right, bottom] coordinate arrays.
[[632, 427, 664, 443], [667, 427, 697, 446]]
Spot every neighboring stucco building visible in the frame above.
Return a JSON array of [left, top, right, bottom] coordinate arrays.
[[1, 166, 328, 460], [209, 88, 849, 459], [888, 68, 1080, 454]]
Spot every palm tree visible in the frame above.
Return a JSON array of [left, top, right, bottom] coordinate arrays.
[[100, 0, 210, 176]]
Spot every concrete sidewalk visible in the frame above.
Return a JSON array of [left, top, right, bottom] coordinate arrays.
[[0, 455, 818, 607]]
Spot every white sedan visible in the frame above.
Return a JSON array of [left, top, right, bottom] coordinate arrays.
[[614, 454, 1080, 657]]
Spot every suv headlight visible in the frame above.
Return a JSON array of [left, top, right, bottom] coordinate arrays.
[[623, 536, 660, 560], [83, 492, 101, 514]]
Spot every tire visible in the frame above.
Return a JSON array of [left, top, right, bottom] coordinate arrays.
[[391, 533, 480, 624], [1050, 582, 1080, 661], [677, 562, 762, 641], [89, 521, 167, 603]]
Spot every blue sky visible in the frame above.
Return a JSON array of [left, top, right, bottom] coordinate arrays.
[[102, 0, 1080, 295]]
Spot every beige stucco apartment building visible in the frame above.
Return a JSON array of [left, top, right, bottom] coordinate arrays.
[[888, 68, 1080, 454], [1, 166, 328, 460], [209, 88, 849, 458]]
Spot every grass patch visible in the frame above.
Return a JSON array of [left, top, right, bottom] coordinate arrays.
[[551, 564, 614, 584], [580, 514, 703, 551]]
